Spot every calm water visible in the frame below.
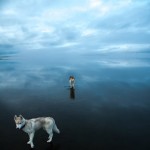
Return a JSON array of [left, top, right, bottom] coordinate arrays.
[[0, 48, 150, 150]]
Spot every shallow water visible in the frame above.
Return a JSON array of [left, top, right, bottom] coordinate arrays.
[[0, 48, 150, 150]]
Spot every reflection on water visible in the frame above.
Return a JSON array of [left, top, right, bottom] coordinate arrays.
[[0, 49, 150, 150], [70, 88, 75, 99], [46, 142, 60, 150], [0, 56, 10, 60]]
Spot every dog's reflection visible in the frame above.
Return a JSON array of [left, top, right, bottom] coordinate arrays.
[[46, 142, 60, 150], [70, 87, 75, 99]]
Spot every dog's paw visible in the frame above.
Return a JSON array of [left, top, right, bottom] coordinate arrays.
[[47, 139, 52, 143], [31, 144, 34, 148], [27, 141, 31, 144]]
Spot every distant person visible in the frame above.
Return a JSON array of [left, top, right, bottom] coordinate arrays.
[[69, 76, 75, 89]]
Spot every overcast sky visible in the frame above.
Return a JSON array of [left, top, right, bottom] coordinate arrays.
[[0, 0, 150, 88], [0, 0, 150, 53]]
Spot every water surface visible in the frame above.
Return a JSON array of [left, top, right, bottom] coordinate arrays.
[[0, 48, 150, 150]]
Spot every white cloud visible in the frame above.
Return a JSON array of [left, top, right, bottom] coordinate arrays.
[[55, 42, 79, 48], [2, 8, 17, 15], [97, 44, 150, 53], [81, 28, 97, 37], [0, 0, 150, 53], [88, 0, 110, 15], [97, 59, 150, 68]]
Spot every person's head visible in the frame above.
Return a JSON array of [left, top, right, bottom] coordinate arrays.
[[69, 76, 75, 80]]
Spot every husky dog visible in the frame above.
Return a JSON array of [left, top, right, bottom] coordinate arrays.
[[69, 76, 75, 88], [14, 115, 60, 148]]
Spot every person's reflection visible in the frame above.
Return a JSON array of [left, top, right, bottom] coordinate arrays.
[[70, 87, 75, 99]]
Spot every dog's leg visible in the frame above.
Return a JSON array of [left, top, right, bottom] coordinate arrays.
[[46, 129, 53, 143], [27, 133, 31, 144], [28, 132, 35, 148]]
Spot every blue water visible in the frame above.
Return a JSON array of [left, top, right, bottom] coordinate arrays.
[[0, 48, 150, 150]]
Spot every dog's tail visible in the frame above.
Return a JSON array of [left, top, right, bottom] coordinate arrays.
[[53, 121, 60, 134]]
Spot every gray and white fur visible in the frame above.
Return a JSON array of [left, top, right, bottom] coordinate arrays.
[[14, 115, 60, 148]]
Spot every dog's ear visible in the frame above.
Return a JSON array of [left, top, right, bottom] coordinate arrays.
[[19, 115, 23, 119], [14, 115, 17, 120]]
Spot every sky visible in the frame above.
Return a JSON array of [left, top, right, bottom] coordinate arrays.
[[0, 0, 150, 91], [0, 0, 150, 61]]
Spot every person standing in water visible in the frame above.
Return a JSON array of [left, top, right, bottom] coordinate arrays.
[[69, 76, 75, 89]]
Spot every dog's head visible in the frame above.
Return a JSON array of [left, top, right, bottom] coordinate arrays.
[[14, 115, 25, 129]]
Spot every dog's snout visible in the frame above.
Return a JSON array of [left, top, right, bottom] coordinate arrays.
[[16, 124, 22, 129]]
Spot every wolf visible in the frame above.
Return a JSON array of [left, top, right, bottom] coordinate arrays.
[[14, 115, 60, 148]]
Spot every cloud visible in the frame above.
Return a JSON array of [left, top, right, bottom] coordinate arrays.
[[97, 59, 150, 68], [0, 0, 150, 55]]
